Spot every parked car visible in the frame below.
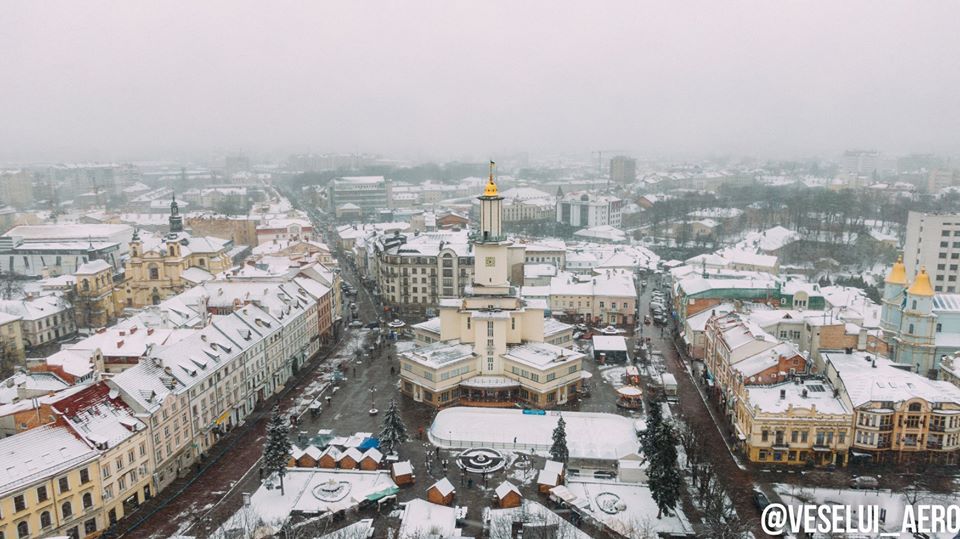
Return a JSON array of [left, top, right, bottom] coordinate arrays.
[[643, 316, 652, 326], [365, 321, 379, 329], [752, 489, 771, 510], [600, 325, 619, 335], [849, 476, 879, 489], [348, 320, 363, 328]]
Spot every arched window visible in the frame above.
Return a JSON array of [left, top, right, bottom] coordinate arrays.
[[198, 258, 206, 267], [82, 492, 93, 509], [62, 500, 73, 518], [912, 300, 917, 310], [148, 264, 159, 280], [937, 323, 943, 333], [41, 510, 52, 528], [908, 323, 915, 334], [909, 402, 922, 412], [18, 520, 30, 538], [82, 279, 90, 291]]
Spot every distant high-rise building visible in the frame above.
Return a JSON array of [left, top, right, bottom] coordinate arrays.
[[328, 176, 392, 216], [927, 168, 959, 193], [0, 170, 35, 209], [841, 150, 896, 177], [609, 156, 636, 184], [903, 211, 960, 292], [556, 191, 623, 228]]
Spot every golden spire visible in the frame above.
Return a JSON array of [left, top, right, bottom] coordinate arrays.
[[483, 160, 498, 197], [885, 254, 907, 285], [907, 266, 935, 297]]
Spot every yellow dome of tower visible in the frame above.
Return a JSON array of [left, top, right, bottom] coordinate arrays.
[[885, 255, 907, 285], [483, 160, 498, 197], [907, 266, 935, 297]]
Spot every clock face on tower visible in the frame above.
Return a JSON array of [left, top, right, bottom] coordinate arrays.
[[485, 256, 496, 267]]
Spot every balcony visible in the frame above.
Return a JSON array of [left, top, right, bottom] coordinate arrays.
[[927, 441, 944, 450]]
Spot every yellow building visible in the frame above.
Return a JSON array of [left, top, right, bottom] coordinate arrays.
[[0, 311, 25, 373], [53, 382, 154, 528], [0, 425, 104, 539], [734, 378, 853, 467], [74, 260, 121, 328], [824, 351, 960, 465], [400, 166, 585, 408], [123, 196, 231, 308]]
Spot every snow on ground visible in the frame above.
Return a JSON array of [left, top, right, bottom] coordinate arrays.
[[774, 483, 960, 538], [504, 451, 538, 484], [485, 500, 594, 539], [213, 469, 397, 537], [429, 407, 641, 460], [566, 479, 693, 537], [599, 365, 627, 388]]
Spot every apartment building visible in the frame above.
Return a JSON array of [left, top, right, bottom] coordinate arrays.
[[0, 294, 76, 350], [372, 229, 483, 316], [734, 378, 853, 466], [609, 156, 636, 184], [54, 383, 153, 527], [903, 211, 960, 289], [0, 425, 103, 539], [823, 351, 960, 465], [328, 176, 392, 216], [548, 270, 637, 326], [0, 170, 35, 209], [556, 191, 623, 229]]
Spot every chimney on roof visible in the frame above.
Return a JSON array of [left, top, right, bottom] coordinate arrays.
[[871, 360, 876, 368], [117, 340, 124, 348], [802, 389, 808, 398], [780, 389, 786, 400]]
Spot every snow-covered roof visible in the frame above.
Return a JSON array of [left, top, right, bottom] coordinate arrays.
[[746, 378, 850, 416], [401, 340, 475, 368], [75, 259, 112, 275], [677, 276, 779, 297], [591, 335, 627, 352], [0, 294, 72, 321], [573, 225, 626, 242], [825, 351, 960, 407], [0, 425, 98, 497], [550, 269, 635, 298], [429, 477, 455, 496], [684, 303, 736, 332], [54, 382, 146, 449], [392, 460, 413, 475], [502, 341, 583, 369], [398, 499, 458, 539], [495, 480, 520, 500], [542, 317, 572, 337]]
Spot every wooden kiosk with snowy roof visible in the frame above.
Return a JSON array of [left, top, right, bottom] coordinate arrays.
[[391, 460, 415, 486], [426, 477, 456, 505], [494, 480, 522, 508]]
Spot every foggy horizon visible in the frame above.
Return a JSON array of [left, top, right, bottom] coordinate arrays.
[[3, 1, 960, 163]]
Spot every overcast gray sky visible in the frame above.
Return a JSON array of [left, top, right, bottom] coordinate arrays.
[[2, 1, 959, 162]]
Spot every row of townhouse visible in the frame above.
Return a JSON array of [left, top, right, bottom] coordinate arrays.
[[0, 275, 327, 538], [545, 269, 637, 326], [703, 311, 960, 467], [111, 279, 319, 491]]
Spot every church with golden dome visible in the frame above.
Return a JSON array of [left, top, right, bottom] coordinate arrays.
[[880, 255, 956, 378]]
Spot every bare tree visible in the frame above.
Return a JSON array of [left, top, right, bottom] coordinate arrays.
[[700, 472, 750, 539]]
